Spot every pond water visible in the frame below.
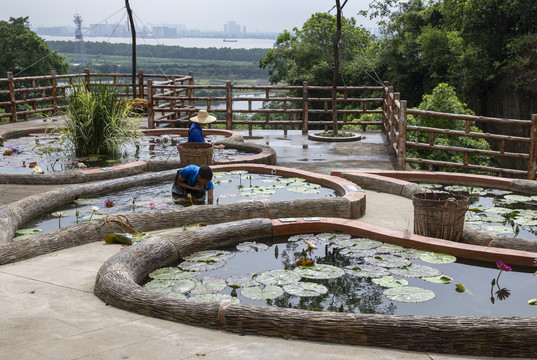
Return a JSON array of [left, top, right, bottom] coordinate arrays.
[[1, 133, 247, 174], [143, 232, 537, 316], [420, 183, 537, 240], [14, 171, 338, 240]]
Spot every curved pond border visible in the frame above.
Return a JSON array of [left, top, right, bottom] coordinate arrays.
[[0, 164, 365, 263], [308, 132, 362, 142], [331, 169, 537, 252], [93, 217, 537, 357], [0, 127, 276, 184]]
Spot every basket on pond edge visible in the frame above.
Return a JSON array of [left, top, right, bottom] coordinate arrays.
[[177, 143, 214, 167], [412, 193, 469, 242]]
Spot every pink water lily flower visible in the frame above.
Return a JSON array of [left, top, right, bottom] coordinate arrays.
[[149, 202, 156, 210], [496, 261, 512, 271]]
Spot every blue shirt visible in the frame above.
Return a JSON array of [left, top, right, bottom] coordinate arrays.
[[188, 123, 204, 143], [178, 165, 214, 190]]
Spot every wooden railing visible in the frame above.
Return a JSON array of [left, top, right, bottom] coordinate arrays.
[[147, 79, 384, 134], [0, 70, 191, 122]]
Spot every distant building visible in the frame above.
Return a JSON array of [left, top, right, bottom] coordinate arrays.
[[152, 26, 177, 38], [224, 21, 241, 36]]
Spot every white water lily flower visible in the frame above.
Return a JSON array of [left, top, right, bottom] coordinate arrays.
[[91, 206, 100, 212]]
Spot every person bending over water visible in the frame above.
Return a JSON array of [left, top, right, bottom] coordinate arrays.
[[172, 164, 214, 204]]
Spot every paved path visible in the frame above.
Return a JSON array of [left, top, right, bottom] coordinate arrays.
[[0, 120, 512, 359]]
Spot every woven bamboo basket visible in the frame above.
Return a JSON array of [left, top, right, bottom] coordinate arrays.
[[412, 193, 469, 242], [177, 143, 214, 167]]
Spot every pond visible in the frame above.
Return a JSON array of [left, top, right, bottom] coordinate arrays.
[[14, 171, 338, 241], [143, 231, 537, 316], [420, 183, 537, 240], [1, 133, 248, 174]]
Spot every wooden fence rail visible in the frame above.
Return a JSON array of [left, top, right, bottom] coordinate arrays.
[[1, 71, 536, 179]]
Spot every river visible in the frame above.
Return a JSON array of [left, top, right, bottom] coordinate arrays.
[[41, 36, 276, 49]]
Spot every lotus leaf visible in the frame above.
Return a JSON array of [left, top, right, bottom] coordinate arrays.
[[191, 276, 227, 294], [340, 248, 377, 258], [183, 250, 234, 263], [178, 261, 226, 272], [504, 194, 532, 202], [236, 241, 269, 252], [344, 264, 391, 278], [256, 269, 301, 286], [422, 275, 453, 284], [189, 293, 240, 304], [390, 264, 442, 278], [420, 252, 457, 264], [15, 228, 43, 235], [226, 274, 259, 288], [384, 287, 435, 303], [372, 276, 408, 288], [294, 264, 345, 279], [241, 285, 283, 300], [375, 244, 407, 254], [365, 255, 411, 268], [288, 233, 316, 242], [149, 267, 196, 280], [283, 282, 328, 297]]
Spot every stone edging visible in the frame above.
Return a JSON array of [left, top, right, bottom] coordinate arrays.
[[0, 127, 276, 184], [0, 165, 365, 263], [331, 169, 537, 252], [307, 132, 362, 142], [93, 217, 537, 357]]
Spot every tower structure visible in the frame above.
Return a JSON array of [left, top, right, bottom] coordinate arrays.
[[73, 14, 87, 65]]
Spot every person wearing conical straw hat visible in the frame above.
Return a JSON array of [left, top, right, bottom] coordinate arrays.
[[188, 110, 225, 149]]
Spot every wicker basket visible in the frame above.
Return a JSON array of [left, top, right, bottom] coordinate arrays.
[[412, 193, 469, 242], [177, 143, 214, 167]]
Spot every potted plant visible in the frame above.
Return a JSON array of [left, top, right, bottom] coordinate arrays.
[[412, 190, 469, 242]]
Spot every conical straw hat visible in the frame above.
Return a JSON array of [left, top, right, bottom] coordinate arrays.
[[190, 110, 216, 124]]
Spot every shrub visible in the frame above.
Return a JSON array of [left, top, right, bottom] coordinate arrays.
[[60, 83, 141, 157]]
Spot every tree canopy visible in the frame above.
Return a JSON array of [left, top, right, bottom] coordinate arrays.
[[0, 17, 67, 77]]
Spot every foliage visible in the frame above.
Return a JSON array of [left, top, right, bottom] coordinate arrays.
[[0, 17, 67, 77], [313, 131, 356, 138], [406, 83, 491, 171], [117, 98, 149, 114], [60, 83, 141, 157]]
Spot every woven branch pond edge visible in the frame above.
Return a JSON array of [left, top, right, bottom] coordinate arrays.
[[93, 217, 537, 358]]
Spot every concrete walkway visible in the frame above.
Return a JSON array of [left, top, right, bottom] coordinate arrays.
[[0, 120, 514, 359]]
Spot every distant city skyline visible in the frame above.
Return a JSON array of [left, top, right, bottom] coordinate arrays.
[[2, 0, 377, 34]]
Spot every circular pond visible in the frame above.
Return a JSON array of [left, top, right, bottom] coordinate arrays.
[[14, 171, 339, 240]]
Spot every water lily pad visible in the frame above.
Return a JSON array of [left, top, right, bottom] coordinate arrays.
[[422, 275, 453, 284], [340, 247, 377, 258], [73, 198, 99, 205], [189, 293, 240, 304], [256, 269, 301, 286], [484, 225, 514, 234], [335, 238, 382, 250], [486, 207, 514, 214], [294, 264, 345, 279], [365, 255, 411, 268], [419, 183, 442, 188], [178, 261, 226, 272], [528, 298, 537, 306], [283, 282, 328, 297], [149, 267, 196, 280], [504, 194, 532, 202], [420, 252, 457, 264], [288, 233, 316, 242], [479, 213, 507, 223], [104, 233, 133, 245], [375, 244, 408, 254], [229, 170, 248, 175], [390, 264, 442, 278], [287, 186, 320, 194], [384, 287, 435, 303], [15, 228, 43, 235], [82, 214, 107, 220], [344, 264, 391, 278], [315, 232, 338, 241], [372, 276, 408, 288], [13, 234, 34, 242], [144, 278, 196, 294], [241, 285, 283, 300], [513, 217, 537, 226], [191, 276, 227, 294], [226, 273, 259, 288], [400, 248, 428, 259], [445, 185, 469, 192], [236, 241, 269, 252], [183, 250, 235, 263]]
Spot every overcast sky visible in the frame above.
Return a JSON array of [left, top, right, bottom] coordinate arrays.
[[2, 0, 377, 33]]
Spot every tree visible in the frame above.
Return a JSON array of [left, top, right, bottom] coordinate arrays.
[[0, 17, 67, 77]]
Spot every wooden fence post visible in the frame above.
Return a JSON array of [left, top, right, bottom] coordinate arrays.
[[302, 81, 309, 135], [50, 70, 58, 116], [528, 114, 537, 180], [84, 68, 90, 91], [187, 72, 194, 120], [147, 80, 154, 129], [226, 81, 233, 130], [397, 100, 408, 170], [382, 81, 389, 134], [7, 72, 16, 123], [138, 69, 144, 99]]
